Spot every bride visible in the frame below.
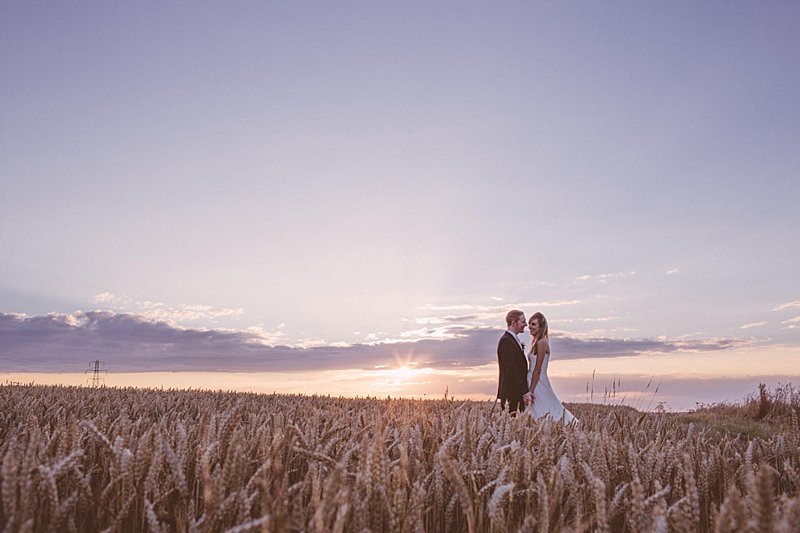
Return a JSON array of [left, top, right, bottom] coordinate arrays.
[[523, 312, 577, 424]]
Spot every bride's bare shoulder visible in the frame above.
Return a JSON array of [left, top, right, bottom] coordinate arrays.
[[540, 338, 551, 351]]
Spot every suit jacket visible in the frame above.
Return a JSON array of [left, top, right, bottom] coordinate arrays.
[[497, 331, 529, 402]]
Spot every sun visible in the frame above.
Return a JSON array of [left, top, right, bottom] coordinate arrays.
[[391, 365, 417, 382], [386, 351, 422, 383]]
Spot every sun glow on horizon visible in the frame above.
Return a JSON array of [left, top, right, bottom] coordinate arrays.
[[388, 365, 419, 383], [381, 351, 427, 383]]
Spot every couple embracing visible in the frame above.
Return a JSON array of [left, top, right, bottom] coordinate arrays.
[[497, 310, 577, 424]]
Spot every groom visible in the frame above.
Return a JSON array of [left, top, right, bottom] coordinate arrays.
[[497, 310, 528, 413]]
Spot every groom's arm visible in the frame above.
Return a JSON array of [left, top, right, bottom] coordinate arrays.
[[498, 337, 523, 391], [497, 337, 511, 393]]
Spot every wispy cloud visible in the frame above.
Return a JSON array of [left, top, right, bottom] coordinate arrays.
[[557, 326, 639, 338], [417, 304, 479, 312], [740, 321, 767, 330], [0, 311, 755, 374], [243, 323, 287, 345], [666, 269, 681, 275], [782, 316, 800, 329], [551, 335, 750, 359], [413, 315, 482, 325], [418, 300, 581, 313], [517, 300, 583, 308], [575, 271, 636, 282], [381, 324, 473, 343], [92, 292, 243, 324], [93, 292, 116, 303], [772, 301, 800, 312], [413, 300, 582, 330], [560, 316, 619, 324], [669, 338, 752, 352]]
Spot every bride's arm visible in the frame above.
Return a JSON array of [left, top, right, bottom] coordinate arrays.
[[528, 339, 549, 398]]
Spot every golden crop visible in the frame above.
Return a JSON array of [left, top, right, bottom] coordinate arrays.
[[1, 384, 798, 532]]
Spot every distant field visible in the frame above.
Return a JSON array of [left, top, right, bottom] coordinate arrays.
[[1, 384, 798, 532]]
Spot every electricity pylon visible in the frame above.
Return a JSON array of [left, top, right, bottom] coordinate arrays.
[[85, 360, 107, 387]]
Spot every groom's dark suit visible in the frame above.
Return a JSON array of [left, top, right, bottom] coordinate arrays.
[[497, 331, 528, 413]]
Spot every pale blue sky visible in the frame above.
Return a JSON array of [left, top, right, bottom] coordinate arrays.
[[1, 2, 799, 403]]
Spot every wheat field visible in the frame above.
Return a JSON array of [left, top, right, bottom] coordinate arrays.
[[1, 384, 798, 532]]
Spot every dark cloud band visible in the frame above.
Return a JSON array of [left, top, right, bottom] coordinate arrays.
[[0, 311, 750, 373]]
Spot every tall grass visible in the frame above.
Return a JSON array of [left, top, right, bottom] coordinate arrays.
[[1, 384, 798, 532]]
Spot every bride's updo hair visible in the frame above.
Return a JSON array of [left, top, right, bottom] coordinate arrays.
[[530, 312, 549, 341]]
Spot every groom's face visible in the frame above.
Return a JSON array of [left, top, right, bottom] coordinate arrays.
[[513, 315, 527, 334]]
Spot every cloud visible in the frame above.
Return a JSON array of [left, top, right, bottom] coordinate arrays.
[[418, 300, 580, 312], [575, 271, 636, 282], [740, 321, 768, 330], [518, 300, 583, 308], [666, 269, 681, 275], [0, 311, 755, 374], [413, 315, 483, 325], [139, 303, 244, 323], [243, 323, 287, 345], [418, 304, 479, 312], [415, 300, 581, 326], [93, 292, 115, 303], [380, 324, 474, 343], [550, 335, 749, 359], [92, 292, 244, 324], [772, 301, 800, 312], [560, 316, 619, 324], [782, 316, 800, 329]]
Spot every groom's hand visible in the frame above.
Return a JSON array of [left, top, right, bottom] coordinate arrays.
[[522, 392, 533, 406]]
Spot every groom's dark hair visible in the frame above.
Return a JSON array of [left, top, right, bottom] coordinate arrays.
[[505, 310, 524, 327]]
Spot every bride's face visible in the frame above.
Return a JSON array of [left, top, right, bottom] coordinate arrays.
[[529, 319, 540, 336]]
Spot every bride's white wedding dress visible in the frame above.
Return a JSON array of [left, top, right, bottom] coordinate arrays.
[[527, 344, 577, 424]]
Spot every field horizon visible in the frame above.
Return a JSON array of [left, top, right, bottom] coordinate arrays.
[[4, 370, 795, 414]]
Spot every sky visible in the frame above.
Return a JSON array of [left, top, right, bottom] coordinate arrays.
[[1, 1, 799, 410]]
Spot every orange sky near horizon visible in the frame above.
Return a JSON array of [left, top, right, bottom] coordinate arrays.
[[4, 345, 797, 411]]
